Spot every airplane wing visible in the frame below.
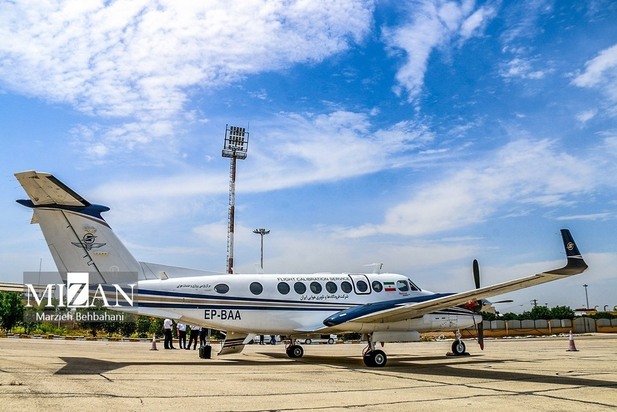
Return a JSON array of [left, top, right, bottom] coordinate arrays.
[[324, 229, 587, 327], [15, 171, 90, 207]]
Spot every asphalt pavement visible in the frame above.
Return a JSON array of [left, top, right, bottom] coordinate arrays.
[[1, 334, 615, 411]]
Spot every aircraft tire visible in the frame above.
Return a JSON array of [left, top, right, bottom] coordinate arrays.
[[363, 350, 387, 367], [451, 340, 466, 355], [363, 352, 375, 367], [372, 350, 387, 367], [287, 345, 304, 358]]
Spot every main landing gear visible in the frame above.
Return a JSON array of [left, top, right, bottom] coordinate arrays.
[[363, 335, 387, 367], [285, 339, 304, 359], [447, 330, 469, 356], [285, 335, 388, 367]]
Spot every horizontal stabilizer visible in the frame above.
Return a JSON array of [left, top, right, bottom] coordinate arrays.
[[15, 171, 90, 207]]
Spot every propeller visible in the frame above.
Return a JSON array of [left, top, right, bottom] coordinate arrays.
[[472, 259, 484, 350]]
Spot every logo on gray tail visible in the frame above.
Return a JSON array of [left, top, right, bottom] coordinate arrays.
[[71, 230, 106, 251]]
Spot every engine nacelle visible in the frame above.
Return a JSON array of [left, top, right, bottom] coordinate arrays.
[[371, 331, 421, 343], [422, 312, 477, 330]]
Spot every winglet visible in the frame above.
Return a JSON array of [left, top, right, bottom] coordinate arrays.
[[547, 229, 588, 276]]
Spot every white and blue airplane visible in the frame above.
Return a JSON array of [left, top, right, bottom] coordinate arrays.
[[15, 170, 588, 367]]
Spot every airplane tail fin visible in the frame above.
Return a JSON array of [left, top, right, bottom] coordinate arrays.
[[15, 171, 142, 283], [547, 229, 588, 276]]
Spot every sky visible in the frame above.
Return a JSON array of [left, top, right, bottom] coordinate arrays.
[[1, 0, 616, 314]]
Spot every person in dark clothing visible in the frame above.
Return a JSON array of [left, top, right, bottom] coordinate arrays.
[[163, 318, 175, 349], [199, 327, 208, 347], [187, 325, 200, 350]]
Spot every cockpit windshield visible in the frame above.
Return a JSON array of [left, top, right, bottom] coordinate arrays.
[[407, 278, 421, 291]]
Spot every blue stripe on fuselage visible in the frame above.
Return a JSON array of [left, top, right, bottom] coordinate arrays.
[[137, 288, 353, 308], [323, 293, 454, 326]]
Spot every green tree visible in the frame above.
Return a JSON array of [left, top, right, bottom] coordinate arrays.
[[529, 305, 551, 320], [0, 291, 24, 332], [136, 316, 153, 338], [149, 317, 164, 335], [549, 305, 575, 319], [480, 311, 497, 321], [500, 312, 521, 321], [119, 316, 137, 337]]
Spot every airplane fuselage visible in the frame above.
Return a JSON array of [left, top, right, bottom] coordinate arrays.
[[136, 272, 479, 336]]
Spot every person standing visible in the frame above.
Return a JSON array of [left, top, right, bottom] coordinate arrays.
[[187, 325, 200, 350], [163, 318, 175, 349], [199, 327, 208, 347], [177, 322, 187, 349]]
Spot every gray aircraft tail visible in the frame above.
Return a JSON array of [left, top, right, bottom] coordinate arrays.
[[15, 171, 142, 283]]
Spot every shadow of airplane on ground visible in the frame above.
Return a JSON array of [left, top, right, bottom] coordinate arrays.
[[56, 353, 617, 390]]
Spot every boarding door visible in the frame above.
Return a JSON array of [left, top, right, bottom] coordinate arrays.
[[348, 274, 371, 295]]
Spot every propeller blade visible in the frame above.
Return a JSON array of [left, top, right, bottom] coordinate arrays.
[[493, 299, 514, 304], [473, 259, 484, 350], [478, 321, 484, 350], [473, 259, 480, 289]]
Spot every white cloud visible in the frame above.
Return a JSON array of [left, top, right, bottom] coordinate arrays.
[[0, 0, 374, 156], [460, 5, 497, 41], [382, 0, 496, 102], [571, 44, 617, 88], [500, 57, 550, 80], [342, 139, 596, 237], [572, 43, 617, 115], [575, 109, 597, 124], [90, 108, 435, 197]]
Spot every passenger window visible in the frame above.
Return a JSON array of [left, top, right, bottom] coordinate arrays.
[[326, 281, 337, 293], [372, 281, 383, 292], [397, 280, 410, 292], [356, 280, 368, 293], [341, 281, 352, 293], [294, 282, 306, 294], [277, 282, 290, 295], [310, 282, 322, 294], [214, 284, 229, 294], [249, 282, 263, 295]]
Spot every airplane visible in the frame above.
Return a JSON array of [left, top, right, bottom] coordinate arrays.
[[15, 170, 588, 367]]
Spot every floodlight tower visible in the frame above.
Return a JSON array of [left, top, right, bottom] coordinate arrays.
[[222, 124, 249, 274], [253, 228, 270, 270]]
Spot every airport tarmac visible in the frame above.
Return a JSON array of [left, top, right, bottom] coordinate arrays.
[[0, 334, 616, 411]]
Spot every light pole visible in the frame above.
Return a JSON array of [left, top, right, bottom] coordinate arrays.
[[222, 125, 249, 274], [583, 284, 589, 309], [253, 228, 270, 270]]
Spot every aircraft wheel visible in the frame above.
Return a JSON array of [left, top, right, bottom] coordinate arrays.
[[363, 350, 387, 367], [287, 344, 304, 358], [451, 340, 466, 355], [363, 351, 375, 367], [372, 350, 387, 367]]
